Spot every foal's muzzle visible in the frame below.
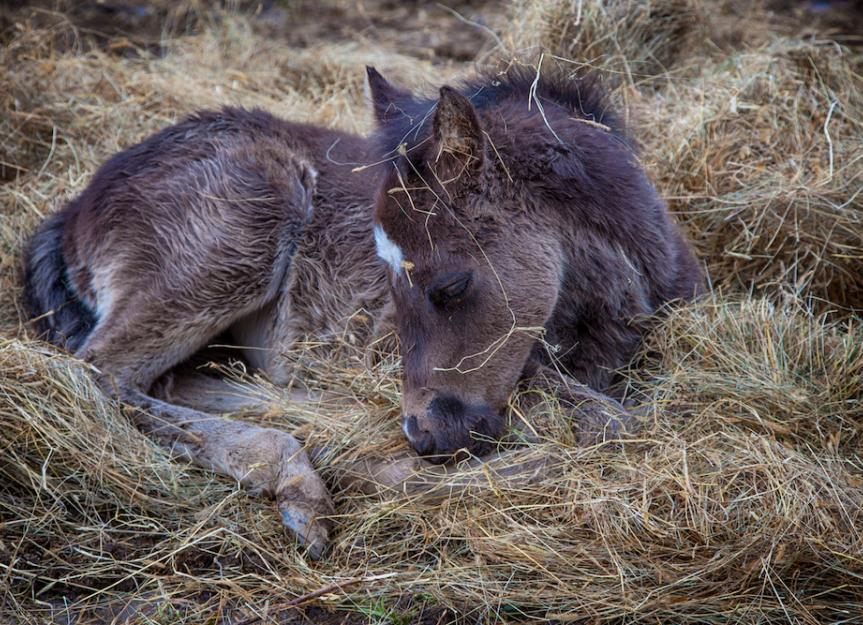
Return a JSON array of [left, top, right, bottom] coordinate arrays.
[[401, 394, 503, 464]]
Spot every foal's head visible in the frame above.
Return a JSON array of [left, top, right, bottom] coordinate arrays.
[[366, 66, 626, 462]]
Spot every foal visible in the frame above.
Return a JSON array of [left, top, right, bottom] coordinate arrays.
[[23, 65, 702, 557]]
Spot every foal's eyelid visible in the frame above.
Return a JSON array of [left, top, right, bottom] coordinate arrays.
[[428, 272, 473, 307]]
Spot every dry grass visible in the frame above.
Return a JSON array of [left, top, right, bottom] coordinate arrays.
[[505, 0, 704, 83], [1, 1, 862, 623], [639, 39, 863, 314], [4, 302, 862, 623], [505, 0, 863, 313]]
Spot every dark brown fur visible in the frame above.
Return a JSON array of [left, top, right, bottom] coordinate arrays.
[[368, 66, 702, 458], [23, 65, 702, 557]]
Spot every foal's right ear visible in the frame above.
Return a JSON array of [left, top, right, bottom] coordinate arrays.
[[365, 66, 409, 126]]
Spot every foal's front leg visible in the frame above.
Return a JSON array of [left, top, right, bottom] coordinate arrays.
[[121, 387, 333, 558], [339, 368, 636, 498], [518, 365, 638, 444]]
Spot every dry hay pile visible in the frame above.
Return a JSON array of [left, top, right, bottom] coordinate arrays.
[[4, 302, 862, 623], [640, 39, 863, 313], [505, 0, 704, 81], [2, 1, 862, 623], [506, 0, 863, 313]]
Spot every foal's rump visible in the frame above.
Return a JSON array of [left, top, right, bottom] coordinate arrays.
[[23, 108, 316, 357], [21, 110, 336, 556]]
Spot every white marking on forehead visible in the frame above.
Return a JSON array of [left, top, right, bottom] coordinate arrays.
[[374, 224, 404, 275]]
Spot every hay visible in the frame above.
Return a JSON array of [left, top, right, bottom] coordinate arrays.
[[3, 303, 862, 622], [505, 0, 705, 82], [639, 38, 863, 314], [504, 1, 863, 313], [2, 1, 862, 623]]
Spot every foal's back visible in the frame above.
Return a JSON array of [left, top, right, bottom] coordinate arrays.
[[25, 108, 376, 359]]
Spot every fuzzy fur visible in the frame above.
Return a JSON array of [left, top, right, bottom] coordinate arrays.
[[22, 65, 702, 549]]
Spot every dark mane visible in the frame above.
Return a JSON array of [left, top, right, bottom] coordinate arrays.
[[372, 64, 629, 164]]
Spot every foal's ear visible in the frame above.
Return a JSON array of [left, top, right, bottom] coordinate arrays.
[[365, 66, 409, 125], [432, 86, 484, 174]]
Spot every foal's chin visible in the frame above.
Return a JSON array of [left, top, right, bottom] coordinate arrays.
[[420, 438, 498, 466]]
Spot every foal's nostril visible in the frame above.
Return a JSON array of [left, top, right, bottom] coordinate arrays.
[[403, 414, 435, 456], [403, 414, 420, 439]]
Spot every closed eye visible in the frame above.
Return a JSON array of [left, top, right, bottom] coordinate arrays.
[[428, 272, 473, 309]]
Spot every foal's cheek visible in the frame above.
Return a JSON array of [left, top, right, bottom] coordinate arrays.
[[476, 282, 557, 405]]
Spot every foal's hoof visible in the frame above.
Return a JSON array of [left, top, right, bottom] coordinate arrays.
[[278, 499, 332, 560], [229, 427, 334, 559]]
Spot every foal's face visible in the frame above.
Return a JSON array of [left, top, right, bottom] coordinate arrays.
[[369, 72, 563, 462], [375, 206, 561, 462]]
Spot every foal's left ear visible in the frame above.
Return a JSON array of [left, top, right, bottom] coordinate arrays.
[[432, 86, 485, 174], [366, 66, 410, 126]]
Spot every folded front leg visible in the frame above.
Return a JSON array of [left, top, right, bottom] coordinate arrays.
[[519, 366, 638, 444], [338, 451, 549, 499]]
